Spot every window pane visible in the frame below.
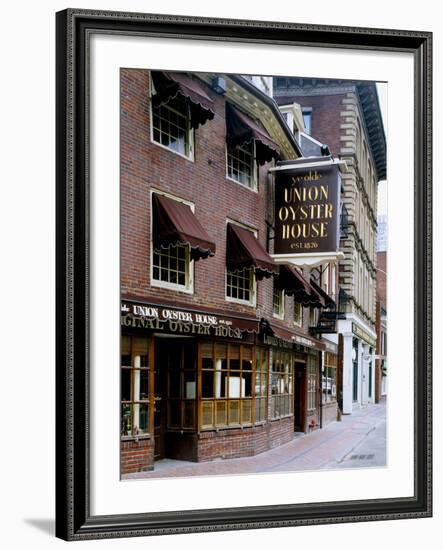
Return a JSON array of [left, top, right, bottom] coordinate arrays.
[[261, 372, 267, 396], [139, 369, 149, 400], [229, 400, 239, 424], [243, 372, 252, 397], [201, 342, 213, 359], [216, 400, 227, 426], [254, 372, 261, 396], [202, 370, 214, 398], [133, 337, 149, 355], [215, 343, 227, 359], [121, 354, 131, 368], [226, 268, 253, 303], [152, 95, 191, 156], [121, 403, 132, 436], [183, 401, 195, 428], [121, 368, 131, 401], [242, 400, 252, 423], [184, 370, 196, 399], [227, 141, 255, 188], [132, 403, 149, 435], [152, 244, 188, 287], [242, 346, 252, 370], [138, 403, 150, 434], [121, 335, 131, 355], [202, 357, 213, 370], [202, 401, 214, 428]]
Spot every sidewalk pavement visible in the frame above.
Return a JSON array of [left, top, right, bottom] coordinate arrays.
[[122, 398, 386, 480]]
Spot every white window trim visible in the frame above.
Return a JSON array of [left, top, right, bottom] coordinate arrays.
[[293, 301, 303, 327], [273, 288, 285, 320], [309, 307, 318, 327], [224, 219, 258, 307], [149, 76, 195, 162], [225, 267, 257, 307], [150, 189, 195, 294], [225, 139, 258, 193]]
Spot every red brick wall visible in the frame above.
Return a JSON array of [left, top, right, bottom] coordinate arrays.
[[322, 402, 338, 426], [295, 94, 345, 157], [120, 437, 154, 474], [376, 251, 387, 305], [120, 68, 317, 337], [197, 417, 293, 461]]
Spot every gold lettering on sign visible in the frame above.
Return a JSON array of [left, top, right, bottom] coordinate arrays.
[[279, 174, 334, 243]]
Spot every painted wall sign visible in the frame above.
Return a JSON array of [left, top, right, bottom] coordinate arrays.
[[121, 301, 258, 340], [262, 332, 324, 351], [262, 334, 293, 349], [274, 162, 341, 256], [352, 323, 376, 348]]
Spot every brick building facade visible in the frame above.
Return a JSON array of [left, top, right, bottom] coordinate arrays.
[[120, 70, 339, 474]]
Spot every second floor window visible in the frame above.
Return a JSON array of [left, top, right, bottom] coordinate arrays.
[[226, 267, 254, 304], [294, 301, 303, 326], [152, 243, 191, 290], [273, 287, 285, 318], [152, 95, 193, 158], [226, 140, 257, 190]]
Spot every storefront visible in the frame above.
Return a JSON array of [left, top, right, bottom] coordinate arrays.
[[321, 340, 339, 426], [338, 318, 376, 414], [121, 299, 326, 473]]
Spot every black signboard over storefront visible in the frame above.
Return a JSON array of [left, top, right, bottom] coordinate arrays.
[[273, 158, 343, 258]]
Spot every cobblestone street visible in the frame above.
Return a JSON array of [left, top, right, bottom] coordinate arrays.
[[122, 398, 386, 480]]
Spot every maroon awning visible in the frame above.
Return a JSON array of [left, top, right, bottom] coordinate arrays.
[[275, 265, 325, 307], [151, 71, 215, 129], [275, 265, 311, 295], [226, 103, 280, 165], [226, 223, 278, 280], [152, 193, 216, 261]]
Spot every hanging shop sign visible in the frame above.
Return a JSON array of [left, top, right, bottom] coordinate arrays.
[[121, 300, 259, 340], [271, 158, 346, 268]]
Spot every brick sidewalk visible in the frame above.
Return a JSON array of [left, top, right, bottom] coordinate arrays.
[[122, 398, 386, 480]]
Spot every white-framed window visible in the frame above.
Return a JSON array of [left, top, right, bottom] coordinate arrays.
[[309, 307, 318, 328], [322, 264, 330, 297], [150, 191, 194, 293], [272, 286, 285, 319], [150, 92, 194, 160], [152, 244, 191, 288], [302, 108, 312, 135], [226, 140, 258, 191], [226, 268, 255, 305], [225, 220, 258, 306], [294, 301, 303, 326]]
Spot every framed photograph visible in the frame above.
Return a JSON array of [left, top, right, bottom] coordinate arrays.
[[55, 9, 432, 541]]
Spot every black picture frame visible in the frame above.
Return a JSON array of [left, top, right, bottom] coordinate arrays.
[[55, 8, 432, 541]]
